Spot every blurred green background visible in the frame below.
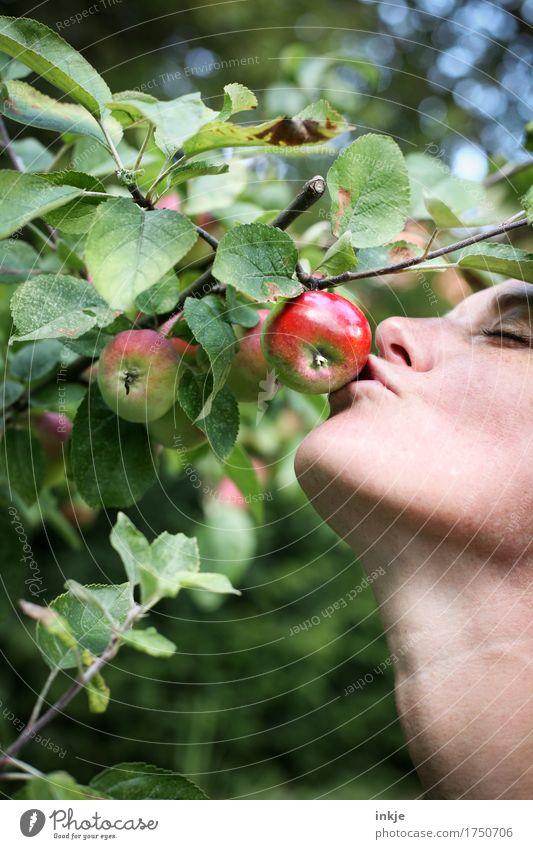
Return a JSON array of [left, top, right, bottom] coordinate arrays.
[[0, 0, 531, 800]]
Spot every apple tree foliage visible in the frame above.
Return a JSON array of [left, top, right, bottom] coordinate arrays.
[[0, 16, 531, 798]]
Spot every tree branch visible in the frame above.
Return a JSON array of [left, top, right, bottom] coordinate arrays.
[[195, 225, 219, 251], [484, 159, 533, 187], [173, 175, 328, 309], [310, 217, 530, 289], [0, 116, 25, 172], [270, 175, 326, 230], [0, 606, 141, 768]]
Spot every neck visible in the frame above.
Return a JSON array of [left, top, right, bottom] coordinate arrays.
[[349, 517, 533, 799]]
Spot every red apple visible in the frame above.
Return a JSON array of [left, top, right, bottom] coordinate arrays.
[[227, 309, 271, 402], [97, 329, 181, 423], [159, 313, 199, 367], [261, 291, 371, 394], [148, 401, 207, 450]]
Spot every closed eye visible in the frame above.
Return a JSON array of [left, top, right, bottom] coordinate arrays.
[[482, 327, 531, 346]]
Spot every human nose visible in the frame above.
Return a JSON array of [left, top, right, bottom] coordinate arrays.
[[375, 316, 440, 372]]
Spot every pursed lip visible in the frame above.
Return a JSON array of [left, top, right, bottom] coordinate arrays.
[[328, 354, 398, 413]]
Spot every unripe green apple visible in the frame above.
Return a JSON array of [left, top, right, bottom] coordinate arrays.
[[227, 309, 270, 402], [261, 291, 371, 394], [159, 313, 199, 367], [148, 401, 207, 451], [97, 329, 181, 423]]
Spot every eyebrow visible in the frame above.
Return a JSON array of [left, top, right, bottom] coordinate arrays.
[[492, 288, 533, 317]]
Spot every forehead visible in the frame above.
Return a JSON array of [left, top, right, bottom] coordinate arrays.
[[448, 280, 533, 322]]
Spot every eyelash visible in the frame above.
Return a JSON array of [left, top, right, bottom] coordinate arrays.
[[482, 328, 531, 346]]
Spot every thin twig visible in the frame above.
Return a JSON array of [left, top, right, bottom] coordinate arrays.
[[146, 151, 185, 200], [0, 607, 140, 767], [0, 116, 25, 172], [81, 191, 116, 199], [28, 667, 60, 727], [484, 159, 533, 187], [98, 120, 125, 173], [175, 267, 214, 309], [0, 757, 44, 778], [312, 217, 530, 289], [0, 772, 32, 781], [26, 223, 57, 252], [195, 225, 218, 250], [45, 143, 71, 173], [133, 125, 153, 173], [422, 228, 439, 259]]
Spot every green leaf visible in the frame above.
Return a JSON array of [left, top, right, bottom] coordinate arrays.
[[15, 772, 105, 800], [223, 443, 264, 523], [10, 273, 118, 342], [60, 315, 131, 358], [111, 513, 239, 608], [20, 600, 77, 651], [456, 243, 533, 282], [85, 198, 197, 310], [30, 381, 87, 417], [184, 99, 347, 156], [135, 270, 180, 315], [218, 82, 258, 121], [89, 762, 208, 800], [140, 530, 200, 604], [36, 582, 131, 669], [183, 294, 236, 416], [178, 371, 239, 460], [11, 138, 54, 172], [65, 580, 128, 623], [225, 285, 260, 327], [179, 571, 240, 594], [0, 48, 30, 81], [163, 160, 229, 191], [109, 511, 237, 606], [109, 91, 218, 157], [0, 79, 122, 146], [0, 238, 39, 283], [407, 152, 492, 223], [71, 390, 157, 508], [327, 134, 411, 247], [81, 650, 110, 714], [0, 15, 111, 117], [9, 339, 63, 383], [212, 222, 301, 302], [424, 196, 465, 228], [110, 511, 151, 585], [316, 231, 357, 276], [0, 171, 82, 239], [182, 160, 247, 215], [0, 428, 45, 504], [1, 379, 23, 409], [122, 626, 176, 658], [42, 171, 109, 235]]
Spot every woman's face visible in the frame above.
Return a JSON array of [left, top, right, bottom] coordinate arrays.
[[295, 280, 533, 554]]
